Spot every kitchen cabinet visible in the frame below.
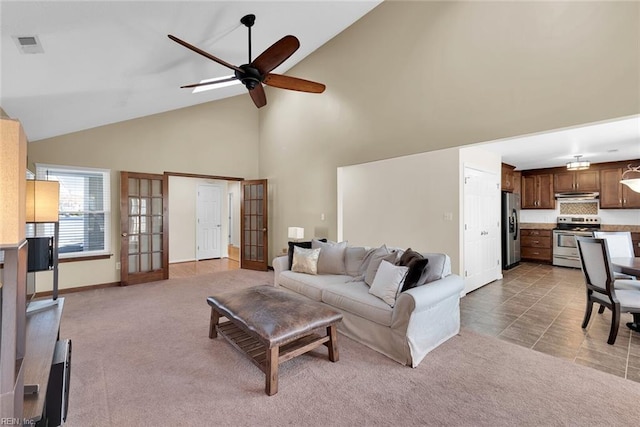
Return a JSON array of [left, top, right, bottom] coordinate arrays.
[[554, 170, 599, 192], [600, 167, 640, 209], [521, 173, 554, 209], [520, 229, 552, 262], [501, 163, 516, 192], [632, 232, 640, 257]]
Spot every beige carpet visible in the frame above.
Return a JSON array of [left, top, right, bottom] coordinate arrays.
[[58, 269, 640, 426]]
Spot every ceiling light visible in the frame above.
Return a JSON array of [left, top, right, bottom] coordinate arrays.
[[566, 155, 590, 171], [192, 75, 241, 93], [620, 165, 640, 193]]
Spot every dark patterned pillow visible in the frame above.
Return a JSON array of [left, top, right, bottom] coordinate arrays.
[[400, 258, 429, 292], [287, 239, 326, 270], [397, 248, 423, 267]]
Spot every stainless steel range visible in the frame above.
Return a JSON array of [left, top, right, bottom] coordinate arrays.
[[553, 216, 601, 268]]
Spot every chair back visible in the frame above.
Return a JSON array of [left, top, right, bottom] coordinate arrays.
[[592, 231, 635, 258], [576, 237, 616, 300]]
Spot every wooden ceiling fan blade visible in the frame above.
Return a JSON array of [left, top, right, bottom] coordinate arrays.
[[180, 76, 238, 89], [168, 34, 243, 73], [249, 84, 267, 108], [251, 35, 300, 75], [263, 74, 326, 93]]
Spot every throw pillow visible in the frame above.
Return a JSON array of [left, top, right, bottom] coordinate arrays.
[[291, 246, 321, 275], [364, 251, 397, 286], [312, 239, 347, 275], [397, 247, 424, 267], [360, 244, 389, 276], [287, 239, 326, 270], [400, 258, 430, 292], [345, 246, 368, 276], [369, 260, 409, 307]]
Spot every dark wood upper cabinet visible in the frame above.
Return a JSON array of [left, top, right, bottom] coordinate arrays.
[[554, 170, 599, 192], [600, 167, 640, 208], [501, 163, 516, 192], [521, 172, 554, 209]]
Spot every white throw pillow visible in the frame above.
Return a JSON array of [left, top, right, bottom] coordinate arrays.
[[292, 246, 321, 275], [311, 239, 347, 275], [369, 260, 408, 307]]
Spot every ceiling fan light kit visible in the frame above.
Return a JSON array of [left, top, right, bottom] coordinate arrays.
[[168, 14, 326, 108], [566, 155, 590, 171]]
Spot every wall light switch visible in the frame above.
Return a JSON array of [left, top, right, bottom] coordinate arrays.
[[116, 262, 121, 270], [321, 213, 325, 221], [443, 212, 453, 221]]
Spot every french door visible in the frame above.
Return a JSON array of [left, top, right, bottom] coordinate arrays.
[[240, 179, 268, 271], [120, 172, 169, 285]]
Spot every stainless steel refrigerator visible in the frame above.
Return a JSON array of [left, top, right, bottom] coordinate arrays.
[[501, 192, 520, 270]]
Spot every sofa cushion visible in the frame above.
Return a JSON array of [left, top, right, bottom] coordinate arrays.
[[345, 246, 368, 276], [364, 251, 397, 286], [279, 271, 352, 302], [312, 239, 347, 275], [420, 253, 451, 284], [287, 239, 326, 269], [321, 281, 394, 327], [369, 260, 408, 307], [291, 246, 320, 275]]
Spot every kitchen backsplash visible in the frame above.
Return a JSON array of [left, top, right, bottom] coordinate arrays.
[[559, 202, 598, 215], [520, 202, 640, 225]]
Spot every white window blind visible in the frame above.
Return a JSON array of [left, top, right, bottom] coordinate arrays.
[[36, 164, 111, 258]]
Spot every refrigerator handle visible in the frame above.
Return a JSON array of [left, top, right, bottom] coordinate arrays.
[[512, 208, 518, 240]]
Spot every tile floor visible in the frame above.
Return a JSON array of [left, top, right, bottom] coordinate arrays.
[[461, 262, 640, 382]]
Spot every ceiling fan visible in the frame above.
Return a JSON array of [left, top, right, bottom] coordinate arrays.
[[168, 14, 326, 108]]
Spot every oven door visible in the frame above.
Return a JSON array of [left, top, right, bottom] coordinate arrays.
[[552, 230, 592, 268]]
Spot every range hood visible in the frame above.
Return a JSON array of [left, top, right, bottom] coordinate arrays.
[[554, 192, 599, 200]]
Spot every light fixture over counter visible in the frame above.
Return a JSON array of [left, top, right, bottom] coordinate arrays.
[[566, 155, 590, 171], [620, 164, 640, 193]]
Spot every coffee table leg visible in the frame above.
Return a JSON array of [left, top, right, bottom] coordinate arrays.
[[265, 346, 279, 396], [327, 325, 339, 362], [209, 308, 220, 339]]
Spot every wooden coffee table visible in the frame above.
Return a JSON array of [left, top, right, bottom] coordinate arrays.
[[206, 285, 343, 396]]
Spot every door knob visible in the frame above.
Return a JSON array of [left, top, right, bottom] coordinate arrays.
[[262, 228, 267, 232], [121, 232, 128, 237]]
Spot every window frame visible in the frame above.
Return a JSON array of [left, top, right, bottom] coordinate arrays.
[[35, 163, 111, 259]]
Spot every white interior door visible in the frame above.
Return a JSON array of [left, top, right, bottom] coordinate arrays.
[[463, 167, 500, 294], [196, 184, 221, 260]]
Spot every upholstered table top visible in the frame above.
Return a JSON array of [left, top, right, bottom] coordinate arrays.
[[207, 285, 342, 348]]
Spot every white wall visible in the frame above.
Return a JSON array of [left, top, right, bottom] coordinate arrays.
[[338, 147, 461, 273]]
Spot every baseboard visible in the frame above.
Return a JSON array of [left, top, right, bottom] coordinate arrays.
[[228, 245, 240, 262], [36, 281, 120, 297]]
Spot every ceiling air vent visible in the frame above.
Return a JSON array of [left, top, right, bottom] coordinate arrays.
[[12, 35, 44, 54]]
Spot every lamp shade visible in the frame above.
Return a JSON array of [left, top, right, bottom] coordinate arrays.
[[287, 227, 304, 240], [0, 118, 27, 246], [26, 180, 60, 223]]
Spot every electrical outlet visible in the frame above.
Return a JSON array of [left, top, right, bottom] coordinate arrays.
[[282, 248, 287, 254], [116, 262, 121, 270]]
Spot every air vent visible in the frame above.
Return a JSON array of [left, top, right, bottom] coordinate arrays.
[[12, 35, 44, 54]]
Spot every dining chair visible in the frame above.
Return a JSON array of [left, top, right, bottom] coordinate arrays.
[[593, 231, 636, 279], [576, 236, 640, 345]]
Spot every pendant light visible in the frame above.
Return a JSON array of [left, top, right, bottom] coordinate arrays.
[[620, 164, 640, 193]]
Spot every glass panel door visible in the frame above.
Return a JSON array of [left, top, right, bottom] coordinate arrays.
[[120, 172, 168, 285], [240, 179, 268, 271]]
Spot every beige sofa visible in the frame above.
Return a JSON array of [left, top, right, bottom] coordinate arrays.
[[272, 245, 464, 367]]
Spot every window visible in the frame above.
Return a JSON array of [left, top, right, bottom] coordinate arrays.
[[36, 164, 111, 258]]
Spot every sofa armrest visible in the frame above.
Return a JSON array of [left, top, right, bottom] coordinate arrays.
[[398, 274, 464, 312], [272, 255, 290, 286]]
